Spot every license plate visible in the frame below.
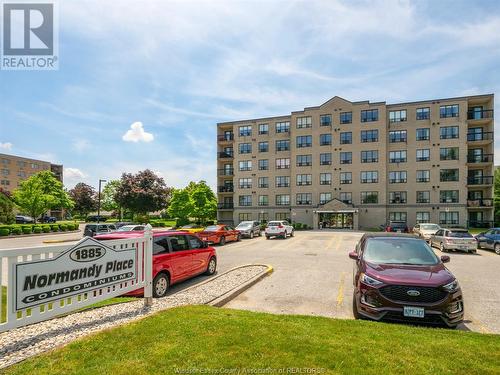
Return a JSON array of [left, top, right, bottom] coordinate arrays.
[[458, 245, 466, 250], [403, 306, 424, 318], [396, 230, 402, 233]]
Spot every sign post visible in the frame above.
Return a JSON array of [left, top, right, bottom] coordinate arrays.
[[143, 224, 153, 307]]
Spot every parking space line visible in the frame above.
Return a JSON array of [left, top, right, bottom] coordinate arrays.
[[336, 272, 347, 307]]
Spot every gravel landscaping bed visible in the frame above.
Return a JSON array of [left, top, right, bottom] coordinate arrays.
[[0, 265, 268, 369]]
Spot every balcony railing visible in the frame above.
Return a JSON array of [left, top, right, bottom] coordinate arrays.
[[467, 109, 494, 120], [467, 176, 493, 185], [218, 152, 234, 158], [467, 154, 493, 163], [467, 220, 494, 228], [467, 198, 493, 207], [218, 169, 234, 176], [218, 186, 234, 193], [467, 132, 494, 142], [217, 134, 234, 142], [217, 203, 234, 209]]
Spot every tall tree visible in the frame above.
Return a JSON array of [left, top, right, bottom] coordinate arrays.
[[101, 180, 121, 212], [69, 183, 97, 217], [190, 181, 217, 224], [167, 189, 193, 221], [115, 170, 171, 215], [13, 171, 74, 222], [0, 190, 15, 224]]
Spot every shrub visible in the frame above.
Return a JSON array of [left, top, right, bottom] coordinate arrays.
[[33, 226, 42, 234], [42, 225, 51, 233], [59, 224, 68, 231], [22, 227, 32, 234], [175, 217, 190, 228], [12, 227, 22, 235], [294, 223, 303, 230], [0, 228, 10, 236], [50, 224, 59, 231]]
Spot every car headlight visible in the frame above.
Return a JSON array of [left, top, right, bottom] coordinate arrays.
[[360, 273, 383, 287], [442, 279, 460, 293]]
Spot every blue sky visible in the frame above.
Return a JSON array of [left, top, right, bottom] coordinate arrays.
[[1, 0, 500, 191]]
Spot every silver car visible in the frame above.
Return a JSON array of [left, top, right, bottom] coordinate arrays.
[[235, 221, 261, 238], [413, 223, 441, 241], [429, 228, 477, 253]]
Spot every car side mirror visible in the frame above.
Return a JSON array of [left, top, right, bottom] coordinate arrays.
[[348, 251, 359, 260], [441, 255, 450, 263], [203, 241, 209, 248]]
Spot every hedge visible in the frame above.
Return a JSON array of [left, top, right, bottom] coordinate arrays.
[[42, 225, 51, 233], [33, 226, 42, 234], [0, 228, 9, 236], [12, 227, 22, 235], [60, 224, 68, 231], [22, 227, 32, 234]]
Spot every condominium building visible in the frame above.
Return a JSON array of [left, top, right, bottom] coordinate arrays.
[[216, 94, 494, 230]]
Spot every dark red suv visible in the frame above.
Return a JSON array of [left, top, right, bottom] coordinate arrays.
[[349, 233, 463, 328]]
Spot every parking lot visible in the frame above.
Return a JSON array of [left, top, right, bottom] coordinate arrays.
[[1, 229, 499, 333]]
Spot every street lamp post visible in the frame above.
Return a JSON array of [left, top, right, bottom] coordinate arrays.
[[97, 179, 107, 224]]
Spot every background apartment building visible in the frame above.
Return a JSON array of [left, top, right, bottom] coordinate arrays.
[[216, 94, 494, 230]]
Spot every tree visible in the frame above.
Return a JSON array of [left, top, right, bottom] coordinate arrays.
[[13, 171, 74, 222], [190, 181, 217, 224], [0, 190, 15, 224], [69, 183, 97, 217], [101, 180, 121, 212], [115, 170, 171, 215], [494, 167, 500, 225], [167, 189, 193, 221]]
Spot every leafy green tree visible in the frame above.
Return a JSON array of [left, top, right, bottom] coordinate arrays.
[[167, 189, 193, 221], [0, 189, 15, 224], [494, 168, 500, 225], [69, 183, 97, 217], [190, 181, 217, 224], [13, 171, 74, 222], [101, 180, 121, 213]]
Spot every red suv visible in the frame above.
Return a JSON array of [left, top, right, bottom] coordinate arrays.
[[349, 233, 463, 328], [95, 231, 217, 298]]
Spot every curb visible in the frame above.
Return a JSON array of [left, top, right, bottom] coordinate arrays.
[[42, 237, 81, 243], [0, 230, 81, 240], [208, 264, 273, 307]]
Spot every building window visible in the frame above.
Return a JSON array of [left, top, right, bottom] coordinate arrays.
[[258, 177, 269, 188], [416, 149, 430, 162], [361, 109, 379, 123], [320, 134, 332, 146], [389, 110, 407, 123], [258, 212, 269, 222], [415, 191, 430, 204], [296, 135, 312, 148], [258, 123, 269, 135], [296, 154, 312, 166], [239, 125, 252, 137], [416, 212, 430, 223], [340, 132, 352, 144], [297, 116, 312, 129], [320, 153, 332, 165], [440, 169, 459, 182], [340, 172, 352, 184], [276, 121, 290, 133], [1, 169, 10, 176], [31, 163, 39, 169], [360, 130, 378, 143], [389, 171, 407, 183], [440, 126, 459, 139], [389, 150, 407, 163], [361, 191, 378, 204], [361, 150, 378, 163], [416, 107, 430, 120], [276, 176, 290, 188], [258, 159, 268, 170], [440, 190, 459, 203], [276, 140, 290, 151], [320, 173, 332, 185], [389, 191, 407, 204], [296, 193, 312, 205], [319, 193, 332, 205], [239, 178, 252, 189], [296, 174, 312, 186], [239, 160, 252, 171], [258, 142, 268, 153], [320, 114, 332, 127], [239, 143, 252, 154], [1, 159, 10, 165], [389, 212, 407, 222], [440, 104, 459, 118], [340, 152, 352, 164], [239, 195, 252, 207], [276, 158, 290, 169], [389, 130, 407, 143], [258, 195, 269, 206], [276, 194, 290, 206], [340, 111, 352, 124], [416, 170, 430, 183], [440, 211, 459, 225], [340, 192, 352, 204], [416, 128, 430, 141], [440, 147, 459, 161], [361, 171, 378, 183], [275, 212, 289, 220], [239, 213, 252, 221]]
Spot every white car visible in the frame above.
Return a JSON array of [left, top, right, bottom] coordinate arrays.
[[412, 223, 441, 241], [265, 220, 294, 239]]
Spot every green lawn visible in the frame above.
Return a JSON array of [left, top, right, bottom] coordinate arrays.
[[3, 306, 499, 375], [469, 227, 488, 235]]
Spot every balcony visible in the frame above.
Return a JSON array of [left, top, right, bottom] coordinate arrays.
[[467, 198, 493, 208], [467, 109, 494, 120], [217, 134, 234, 142], [467, 176, 493, 185], [218, 186, 234, 193], [467, 132, 494, 142], [218, 152, 234, 159], [218, 169, 234, 176], [217, 203, 234, 209], [467, 154, 493, 164]]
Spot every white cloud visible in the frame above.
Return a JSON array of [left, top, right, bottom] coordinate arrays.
[[0, 142, 12, 151], [65, 167, 86, 180], [122, 122, 154, 143], [73, 139, 90, 152]]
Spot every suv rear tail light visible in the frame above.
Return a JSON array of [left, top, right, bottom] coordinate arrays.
[[386, 226, 391, 232], [278, 224, 283, 228]]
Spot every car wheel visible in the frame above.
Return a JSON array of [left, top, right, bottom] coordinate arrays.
[[250, 232, 254, 239], [219, 236, 226, 246], [352, 293, 360, 320], [153, 273, 169, 298], [440, 243, 447, 252], [290, 230, 294, 237], [495, 243, 500, 255], [470, 249, 477, 254], [237, 234, 241, 241], [205, 257, 217, 275], [266, 235, 270, 240]]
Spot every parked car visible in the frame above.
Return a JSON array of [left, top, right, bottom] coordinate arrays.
[[235, 221, 261, 238], [177, 224, 205, 234], [39, 214, 57, 223], [95, 230, 217, 297], [115, 224, 145, 232], [113, 222, 135, 229], [86, 215, 108, 222], [15, 215, 34, 224], [197, 224, 241, 245], [385, 221, 409, 233], [412, 223, 440, 241], [83, 223, 116, 237], [349, 233, 464, 328], [429, 228, 477, 253], [265, 220, 294, 239], [474, 228, 500, 255]]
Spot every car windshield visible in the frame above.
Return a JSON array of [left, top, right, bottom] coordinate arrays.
[[117, 225, 139, 232], [204, 225, 219, 232], [236, 223, 252, 228], [448, 231, 473, 238], [421, 224, 439, 230], [391, 222, 406, 227], [267, 222, 281, 226], [363, 238, 439, 265]]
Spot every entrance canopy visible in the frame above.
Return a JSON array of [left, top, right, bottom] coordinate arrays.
[[313, 199, 358, 230]]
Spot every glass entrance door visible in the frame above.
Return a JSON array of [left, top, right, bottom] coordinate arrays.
[[319, 213, 353, 229]]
